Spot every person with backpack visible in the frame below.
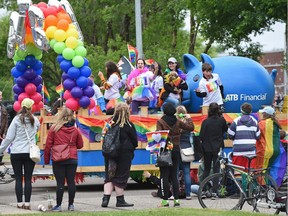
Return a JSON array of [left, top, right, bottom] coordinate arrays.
[[101, 102, 138, 208]]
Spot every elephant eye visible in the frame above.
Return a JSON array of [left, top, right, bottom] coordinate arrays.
[[193, 74, 200, 82]]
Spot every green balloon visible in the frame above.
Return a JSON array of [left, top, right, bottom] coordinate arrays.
[[13, 54, 22, 62], [26, 43, 42, 56], [75, 46, 87, 57], [16, 49, 27, 58], [72, 55, 84, 68], [54, 42, 66, 54], [77, 40, 84, 47], [50, 39, 57, 49], [35, 54, 43, 60], [62, 48, 75, 60]]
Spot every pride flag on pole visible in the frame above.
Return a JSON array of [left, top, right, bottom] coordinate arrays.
[[127, 44, 138, 64], [42, 84, 50, 104], [55, 83, 64, 95], [146, 130, 169, 155]]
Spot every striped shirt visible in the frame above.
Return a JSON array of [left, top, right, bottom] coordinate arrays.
[[228, 115, 260, 156]]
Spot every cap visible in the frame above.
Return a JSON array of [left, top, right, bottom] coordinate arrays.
[[259, 106, 275, 115], [168, 57, 177, 63], [21, 98, 34, 109]]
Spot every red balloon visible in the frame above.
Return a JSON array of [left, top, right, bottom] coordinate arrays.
[[18, 92, 30, 103], [63, 90, 72, 100], [13, 101, 21, 112], [88, 98, 95, 109], [65, 98, 79, 111], [24, 83, 37, 95], [30, 92, 42, 104], [37, 2, 47, 8], [46, 6, 58, 17], [34, 101, 44, 112]]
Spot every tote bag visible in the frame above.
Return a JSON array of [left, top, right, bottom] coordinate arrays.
[[24, 126, 40, 163]]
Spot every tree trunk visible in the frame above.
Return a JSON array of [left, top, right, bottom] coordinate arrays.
[[203, 40, 214, 54], [189, 15, 199, 55], [121, 14, 131, 42]]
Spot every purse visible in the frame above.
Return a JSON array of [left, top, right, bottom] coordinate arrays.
[[24, 125, 40, 163], [155, 150, 173, 167], [52, 134, 73, 162], [180, 147, 195, 162]]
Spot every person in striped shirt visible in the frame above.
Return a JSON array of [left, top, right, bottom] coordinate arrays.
[[228, 102, 260, 168]]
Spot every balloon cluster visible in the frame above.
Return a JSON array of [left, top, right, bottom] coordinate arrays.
[[8, 0, 95, 112]]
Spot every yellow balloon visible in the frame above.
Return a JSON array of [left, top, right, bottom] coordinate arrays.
[[46, 26, 57, 39], [69, 23, 76, 29], [54, 29, 67, 42], [65, 36, 78, 49], [66, 28, 78, 39]]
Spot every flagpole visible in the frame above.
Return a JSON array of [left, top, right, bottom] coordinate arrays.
[[42, 81, 45, 105], [60, 79, 63, 108]]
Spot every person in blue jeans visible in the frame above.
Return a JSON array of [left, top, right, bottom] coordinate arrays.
[[176, 105, 194, 200]]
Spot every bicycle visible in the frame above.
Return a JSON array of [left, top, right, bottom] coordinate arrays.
[[0, 162, 15, 184], [197, 153, 287, 215]]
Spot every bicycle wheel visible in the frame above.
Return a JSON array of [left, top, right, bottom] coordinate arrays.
[[0, 175, 15, 184], [248, 172, 278, 214], [198, 173, 244, 210]]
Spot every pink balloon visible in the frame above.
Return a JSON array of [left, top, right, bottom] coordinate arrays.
[[63, 90, 72, 100], [30, 92, 42, 104], [65, 98, 79, 111], [18, 92, 30, 103], [34, 101, 44, 112], [88, 98, 95, 109], [13, 101, 21, 112], [24, 83, 37, 95]]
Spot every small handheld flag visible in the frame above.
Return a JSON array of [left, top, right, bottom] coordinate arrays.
[[55, 84, 64, 95], [146, 130, 170, 155], [127, 44, 138, 64], [42, 84, 50, 104]]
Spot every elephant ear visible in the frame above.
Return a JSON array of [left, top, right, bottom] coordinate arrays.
[[201, 53, 215, 72], [183, 54, 200, 73]]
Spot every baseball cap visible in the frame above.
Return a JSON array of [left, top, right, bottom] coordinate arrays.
[[259, 106, 275, 115], [21, 98, 34, 109], [168, 57, 177, 63]]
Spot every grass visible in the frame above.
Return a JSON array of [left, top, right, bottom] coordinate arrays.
[[7, 208, 272, 216]]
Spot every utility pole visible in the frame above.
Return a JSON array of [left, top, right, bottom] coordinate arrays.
[[135, 0, 143, 58]]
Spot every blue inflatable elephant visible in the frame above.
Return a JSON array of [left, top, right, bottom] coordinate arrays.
[[182, 53, 275, 113]]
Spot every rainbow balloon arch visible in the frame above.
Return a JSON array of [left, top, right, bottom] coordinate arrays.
[[8, 0, 95, 112]]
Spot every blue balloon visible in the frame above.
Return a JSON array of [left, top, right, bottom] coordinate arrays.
[[80, 66, 92, 77], [83, 58, 89, 66], [67, 67, 81, 79], [57, 54, 65, 64], [25, 55, 36, 66], [23, 68, 37, 80], [33, 60, 43, 70], [63, 78, 76, 90], [35, 68, 43, 75], [14, 94, 18, 101], [31, 75, 43, 86], [62, 72, 69, 81], [13, 84, 24, 95], [79, 96, 90, 108], [83, 86, 94, 97], [76, 76, 88, 89], [16, 76, 29, 88], [11, 67, 23, 78], [71, 86, 83, 98], [60, 60, 73, 73], [15, 60, 27, 72]]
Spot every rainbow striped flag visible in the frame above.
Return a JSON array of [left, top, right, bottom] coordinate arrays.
[[145, 59, 155, 66], [76, 116, 105, 142], [55, 84, 64, 95], [146, 130, 169, 155], [255, 118, 287, 186], [127, 44, 138, 64], [42, 85, 50, 103]]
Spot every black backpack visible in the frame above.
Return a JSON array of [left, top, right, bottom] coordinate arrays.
[[102, 124, 121, 158]]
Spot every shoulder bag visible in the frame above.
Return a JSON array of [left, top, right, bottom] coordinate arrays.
[[52, 133, 73, 162], [24, 125, 40, 163], [180, 133, 195, 162]]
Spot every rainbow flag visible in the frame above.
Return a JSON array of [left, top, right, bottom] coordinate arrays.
[[55, 84, 64, 95], [76, 116, 105, 142], [42, 85, 50, 103], [255, 118, 287, 186], [146, 130, 169, 155], [145, 59, 155, 66], [127, 44, 138, 64]]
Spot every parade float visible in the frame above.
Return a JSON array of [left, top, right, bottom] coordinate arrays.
[[7, 0, 287, 182]]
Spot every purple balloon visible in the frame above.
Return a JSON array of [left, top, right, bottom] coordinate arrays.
[[71, 86, 83, 98], [11, 67, 23, 78], [13, 84, 24, 95], [16, 76, 29, 88], [83, 86, 94, 97], [76, 76, 88, 89], [31, 75, 43, 86], [87, 78, 93, 87], [79, 96, 90, 108], [33, 60, 43, 70], [63, 78, 76, 90], [36, 84, 42, 93], [62, 72, 69, 81], [80, 66, 92, 77], [68, 67, 81, 79], [23, 68, 37, 80], [57, 54, 65, 64], [60, 60, 73, 73], [15, 60, 27, 72], [83, 58, 89, 66], [14, 94, 18, 101], [25, 55, 36, 66]]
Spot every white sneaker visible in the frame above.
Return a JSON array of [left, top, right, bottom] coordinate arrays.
[[168, 195, 174, 200]]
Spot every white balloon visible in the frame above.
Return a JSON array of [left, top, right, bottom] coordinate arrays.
[[7, 12, 19, 58], [48, 0, 61, 7]]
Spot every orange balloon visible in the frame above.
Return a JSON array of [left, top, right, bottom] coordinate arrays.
[[57, 19, 69, 31], [58, 13, 72, 23], [25, 33, 34, 44], [45, 15, 58, 28], [26, 27, 32, 34]]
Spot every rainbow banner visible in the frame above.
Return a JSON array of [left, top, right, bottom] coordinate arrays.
[[255, 118, 287, 186], [146, 130, 169, 154], [76, 116, 105, 142], [127, 44, 138, 64]]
